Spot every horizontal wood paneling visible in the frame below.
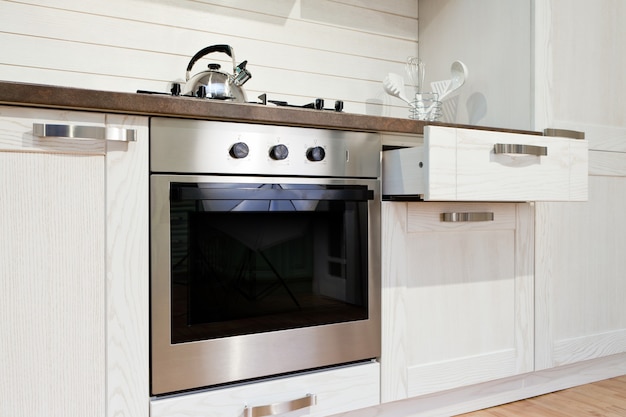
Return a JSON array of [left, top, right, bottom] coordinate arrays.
[[333, 0, 417, 18], [0, 0, 418, 118], [0, 32, 396, 109]]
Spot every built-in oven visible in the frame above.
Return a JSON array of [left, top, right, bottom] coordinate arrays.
[[150, 118, 381, 395]]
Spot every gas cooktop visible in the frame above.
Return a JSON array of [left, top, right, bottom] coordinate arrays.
[[137, 84, 344, 112]]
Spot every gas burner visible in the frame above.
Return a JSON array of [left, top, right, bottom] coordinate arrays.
[[137, 82, 226, 98], [258, 94, 343, 112]]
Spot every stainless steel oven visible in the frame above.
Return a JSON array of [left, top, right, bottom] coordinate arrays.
[[150, 118, 381, 395]]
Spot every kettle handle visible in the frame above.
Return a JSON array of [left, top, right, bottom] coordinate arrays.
[[185, 44, 237, 81]]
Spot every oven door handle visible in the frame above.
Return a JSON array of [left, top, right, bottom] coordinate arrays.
[[170, 186, 374, 202]]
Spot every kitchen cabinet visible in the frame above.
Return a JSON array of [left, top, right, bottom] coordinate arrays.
[[535, 154, 626, 370], [531, 1, 626, 371], [0, 105, 149, 417], [380, 201, 534, 402], [150, 362, 380, 417], [383, 126, 588, 202], [418, 0, 626, 377]]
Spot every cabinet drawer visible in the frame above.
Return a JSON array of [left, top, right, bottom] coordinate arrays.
[[383, 126, 588, 201], [406, 202, 516, 233], [150, 362, 379, 417], [0, 105, 137, 155]]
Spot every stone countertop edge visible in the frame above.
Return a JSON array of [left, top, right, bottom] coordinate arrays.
[[0, 81, 541, 136]]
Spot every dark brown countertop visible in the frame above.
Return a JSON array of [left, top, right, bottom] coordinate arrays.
[[0, 81, 540, 135]]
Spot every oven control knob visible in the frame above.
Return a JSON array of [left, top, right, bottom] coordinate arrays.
[[306, 146, 326, 162], [269, 144, 289, 160], [229, 142, 249, 159]]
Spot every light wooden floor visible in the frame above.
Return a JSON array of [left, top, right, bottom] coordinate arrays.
[[457, 375, 626, 416]]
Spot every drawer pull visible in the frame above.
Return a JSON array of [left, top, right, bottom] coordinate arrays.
[[441, 212, 494, 222], [245, 394, 317, 417], [493, 143, 547, 156], [33, 123, 136, 142], [543, 128, 585, 140]]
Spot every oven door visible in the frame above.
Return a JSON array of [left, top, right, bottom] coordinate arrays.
[[150, 175, 381, 395]]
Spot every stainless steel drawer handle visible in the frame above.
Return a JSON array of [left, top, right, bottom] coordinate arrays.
[[543, 128, 585, 140], [441, 212, 494, 222], [493, 143, 547, 156], [245, 394, 317, 417], [33, 123, 136, 142]]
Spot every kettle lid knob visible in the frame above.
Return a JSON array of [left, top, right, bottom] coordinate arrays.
[[208, 63, 221, 70]]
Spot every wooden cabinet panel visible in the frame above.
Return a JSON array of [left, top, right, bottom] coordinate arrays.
[[0, 132, 105, 417], [0, 105, 105, 154], [381, 202, 534, 401], [0, 106, 150, 417], [451, 128, 586, 201], [382, 126, 588, 202], [531, 0, 626, 373], [105, 114, 150, 417], [535, 170, 626, 370]]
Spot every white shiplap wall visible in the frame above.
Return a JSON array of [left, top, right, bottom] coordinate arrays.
[[0, 0, 418, 118]]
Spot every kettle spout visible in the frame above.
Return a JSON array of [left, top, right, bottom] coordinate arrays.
[[233, 60, 252, 86]]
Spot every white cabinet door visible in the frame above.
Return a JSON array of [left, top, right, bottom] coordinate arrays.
[[0, 106, 149, 417], [535, 153, 626, 370], [0, 106, 106, 417], [381, 202, 534, 402]]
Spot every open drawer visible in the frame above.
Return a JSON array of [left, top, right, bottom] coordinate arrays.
[[383, 126, 588, 201]]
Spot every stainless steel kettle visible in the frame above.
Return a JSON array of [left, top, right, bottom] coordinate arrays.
[[182, 44, 251, 102]]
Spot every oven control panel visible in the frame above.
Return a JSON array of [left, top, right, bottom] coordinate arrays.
[[150, 118, 381, 179]]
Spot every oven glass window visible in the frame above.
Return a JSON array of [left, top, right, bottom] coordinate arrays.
[[169, 183, 371, 343]]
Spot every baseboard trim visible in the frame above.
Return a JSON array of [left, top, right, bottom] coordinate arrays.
[[331, 352, 626, 417]]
